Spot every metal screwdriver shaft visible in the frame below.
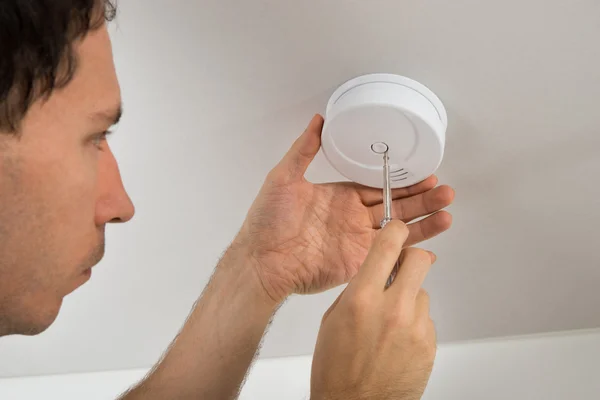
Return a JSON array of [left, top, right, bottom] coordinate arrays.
[[381, 150, 400, 288], [382, 151, 392, 225]]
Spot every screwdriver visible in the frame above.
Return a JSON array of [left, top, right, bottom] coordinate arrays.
[[380, 149, 400, 288]]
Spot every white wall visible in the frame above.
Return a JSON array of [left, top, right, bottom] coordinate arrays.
[[1, 329, 599, 400]]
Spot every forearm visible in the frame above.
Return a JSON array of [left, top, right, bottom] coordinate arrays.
[[120, 243, 280, 400]]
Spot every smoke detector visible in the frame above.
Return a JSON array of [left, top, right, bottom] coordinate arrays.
[[321, 73, 447, 188]]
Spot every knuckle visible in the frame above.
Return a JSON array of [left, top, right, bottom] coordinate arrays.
[[265, 166, 290, 186], [410, 323, 435, 353], [345, 290, 371, 320], [418, 288, 430, 302], [409, 325, 425, 343], [264, 170, 281, 185], [411, 320, 437, 360], [384, 308, 412, 329]]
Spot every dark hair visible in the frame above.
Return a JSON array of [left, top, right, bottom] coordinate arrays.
[[0, 0, 117, 132]]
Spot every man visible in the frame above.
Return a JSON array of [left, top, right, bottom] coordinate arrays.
[[0, 1, 455, 399]]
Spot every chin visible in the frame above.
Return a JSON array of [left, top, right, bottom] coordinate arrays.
[[19, 297, 63, 337]]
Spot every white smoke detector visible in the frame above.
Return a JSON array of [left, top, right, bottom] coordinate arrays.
[[321, 73, 447, 189]]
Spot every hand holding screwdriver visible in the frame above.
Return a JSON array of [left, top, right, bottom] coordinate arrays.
[[311, 220, 437, 400]]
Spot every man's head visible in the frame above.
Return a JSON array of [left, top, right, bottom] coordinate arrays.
[[0, 0, 134, 337]]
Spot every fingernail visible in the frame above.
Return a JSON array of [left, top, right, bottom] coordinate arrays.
[[427, 251, 437, 263]]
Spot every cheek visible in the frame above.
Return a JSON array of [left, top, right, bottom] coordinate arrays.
[[12, 143, 101, 270], [34, 146, 98, 223], [0, 167, 62, 303]]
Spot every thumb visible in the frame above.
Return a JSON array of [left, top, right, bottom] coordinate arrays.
[[273, 114, 324, 183]]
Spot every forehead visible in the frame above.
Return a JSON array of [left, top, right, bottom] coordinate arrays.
[[12, 24, 120, 146], [61, 25, 121, 116]]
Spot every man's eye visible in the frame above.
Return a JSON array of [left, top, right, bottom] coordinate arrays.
[[92, 131, 111, 149]]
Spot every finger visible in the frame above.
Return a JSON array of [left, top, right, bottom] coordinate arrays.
[[357, 175, 439, 206], [416, 290, 437, 348], [389, 248, 433, 305], [270, 114, 324, 183], [349, 220, 409, 292], [415, 288, 431, 319], [368, 185, 455, 226], [428, 251, 437, 264], [428, 319, 437, 347], [405, 211, 453, 247]]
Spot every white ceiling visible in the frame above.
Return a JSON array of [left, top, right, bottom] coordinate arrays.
[[1, 0, 599, 378]]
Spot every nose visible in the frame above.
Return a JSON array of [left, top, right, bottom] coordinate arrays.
[[95, 147, 135, 225]]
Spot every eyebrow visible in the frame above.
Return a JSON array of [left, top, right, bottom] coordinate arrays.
[[90, 104, 123, 126]]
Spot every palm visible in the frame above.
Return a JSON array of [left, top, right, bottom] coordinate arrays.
[[239, 115, 454, 302], [243, 176, 453, 299]]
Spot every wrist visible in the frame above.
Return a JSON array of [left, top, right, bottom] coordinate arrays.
[[218, 238, 284, 310]]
